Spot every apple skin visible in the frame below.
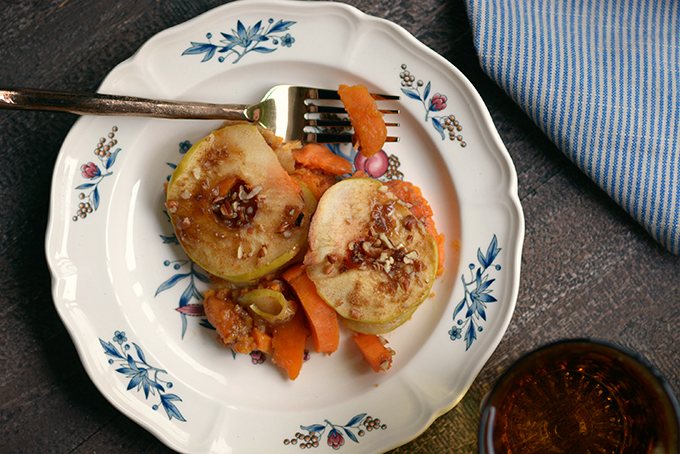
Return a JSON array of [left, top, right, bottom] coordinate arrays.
[[340, 303, 419, 335], [166, 124, 312, 283], [304, 178, 438, 330]]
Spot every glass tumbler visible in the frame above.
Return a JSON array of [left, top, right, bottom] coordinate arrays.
[[479, 339, 680, 454]]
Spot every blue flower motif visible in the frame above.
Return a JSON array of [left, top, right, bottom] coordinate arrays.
[[100, 332, 186, 422], [280, 33, 295, 47], [179, 140, 192, 154], [156, 258, 211, 339], [451, 235, 501, 350], [183, 18, 296, 64], [222, 20, 268, 50], [449, 326, 462, 340], [113, 330, 127, 345]]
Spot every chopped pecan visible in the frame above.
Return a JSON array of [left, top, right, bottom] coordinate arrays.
[[176, 217, 191, 230], [403, 215, 417, 231], [165, 200, 179, 214]]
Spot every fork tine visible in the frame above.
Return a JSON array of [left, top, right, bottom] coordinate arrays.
[[305, 133, 353, 144], [306, 119, 352, 128], [306, 133, 400, 144], [305, 88, 400, 101], [306, 105, 400, 115]]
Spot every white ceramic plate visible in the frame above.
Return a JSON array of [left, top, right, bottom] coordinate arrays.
[[45, 1, 524, 452]]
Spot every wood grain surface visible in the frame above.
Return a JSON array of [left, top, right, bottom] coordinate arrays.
[[1, 0, 678, 453]]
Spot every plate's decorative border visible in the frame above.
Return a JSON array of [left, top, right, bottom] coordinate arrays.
[[72, 126, 121, 221], [351, 147, 404, 181], [284, 413, 386, 450], [449, 235, 501, 350], [99, 330, 186, 422], [182, 18, 296, 63], [399, 64, 467, 147]]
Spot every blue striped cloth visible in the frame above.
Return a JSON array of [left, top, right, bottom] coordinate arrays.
[[465, 0, 680, 254]]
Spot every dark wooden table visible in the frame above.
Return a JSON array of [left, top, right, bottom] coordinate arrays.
[[2, 0, 678, 452]]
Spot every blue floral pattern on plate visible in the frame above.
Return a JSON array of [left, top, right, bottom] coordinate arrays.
[[284, 413, 386, 450], [183, 18, 296, 63], [99, 330, 186, 422], [450, 235, 501, 350], [399, 64, 467, 147], [72, 126, 121, 221]]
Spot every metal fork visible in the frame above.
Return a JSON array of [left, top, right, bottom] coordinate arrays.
[[0, 85, 399, 144]]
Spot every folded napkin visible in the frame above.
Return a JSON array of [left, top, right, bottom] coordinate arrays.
[[465, 0, 680, 254]]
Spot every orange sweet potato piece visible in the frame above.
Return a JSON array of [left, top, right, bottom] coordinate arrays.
[[282, 264, 340, 354], [203, 289, 257, 354], [292, 143, 352, 176], [271, 309, 307, 380], [252, 327, 272, 355], [352, 333, 394, 373], [292, 168, 337, 200], [338, 84, 387, 159]]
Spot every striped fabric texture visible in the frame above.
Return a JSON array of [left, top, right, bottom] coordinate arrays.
[[465, 0, 680, 254]]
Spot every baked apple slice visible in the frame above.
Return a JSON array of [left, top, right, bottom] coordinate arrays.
[[304, 178, 438, 333], [166, 124, 312, 283]]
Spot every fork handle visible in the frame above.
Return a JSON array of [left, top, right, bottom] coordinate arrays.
[[0, 87, 250, 120]]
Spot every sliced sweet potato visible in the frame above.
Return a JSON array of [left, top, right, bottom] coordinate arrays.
[[338, 84, 387, 158], [292, 143, 352, 176], [282, 263, 340, 354], [352, 333, 394, 372], [271, 309, 307, 380]]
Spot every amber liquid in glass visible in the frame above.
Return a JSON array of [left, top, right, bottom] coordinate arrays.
[[481, 341, 680, 454], [493, 368, 624, 453]]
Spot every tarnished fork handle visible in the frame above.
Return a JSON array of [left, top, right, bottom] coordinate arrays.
[[0, 87, 253, 120]]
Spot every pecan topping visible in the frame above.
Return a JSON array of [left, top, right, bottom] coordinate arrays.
[[341, 201, 425, 289], [176, 217, 191, 230], [212, 179, 259, 228], [403, 215, 417, 231], [165, 200, 179, 214]]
